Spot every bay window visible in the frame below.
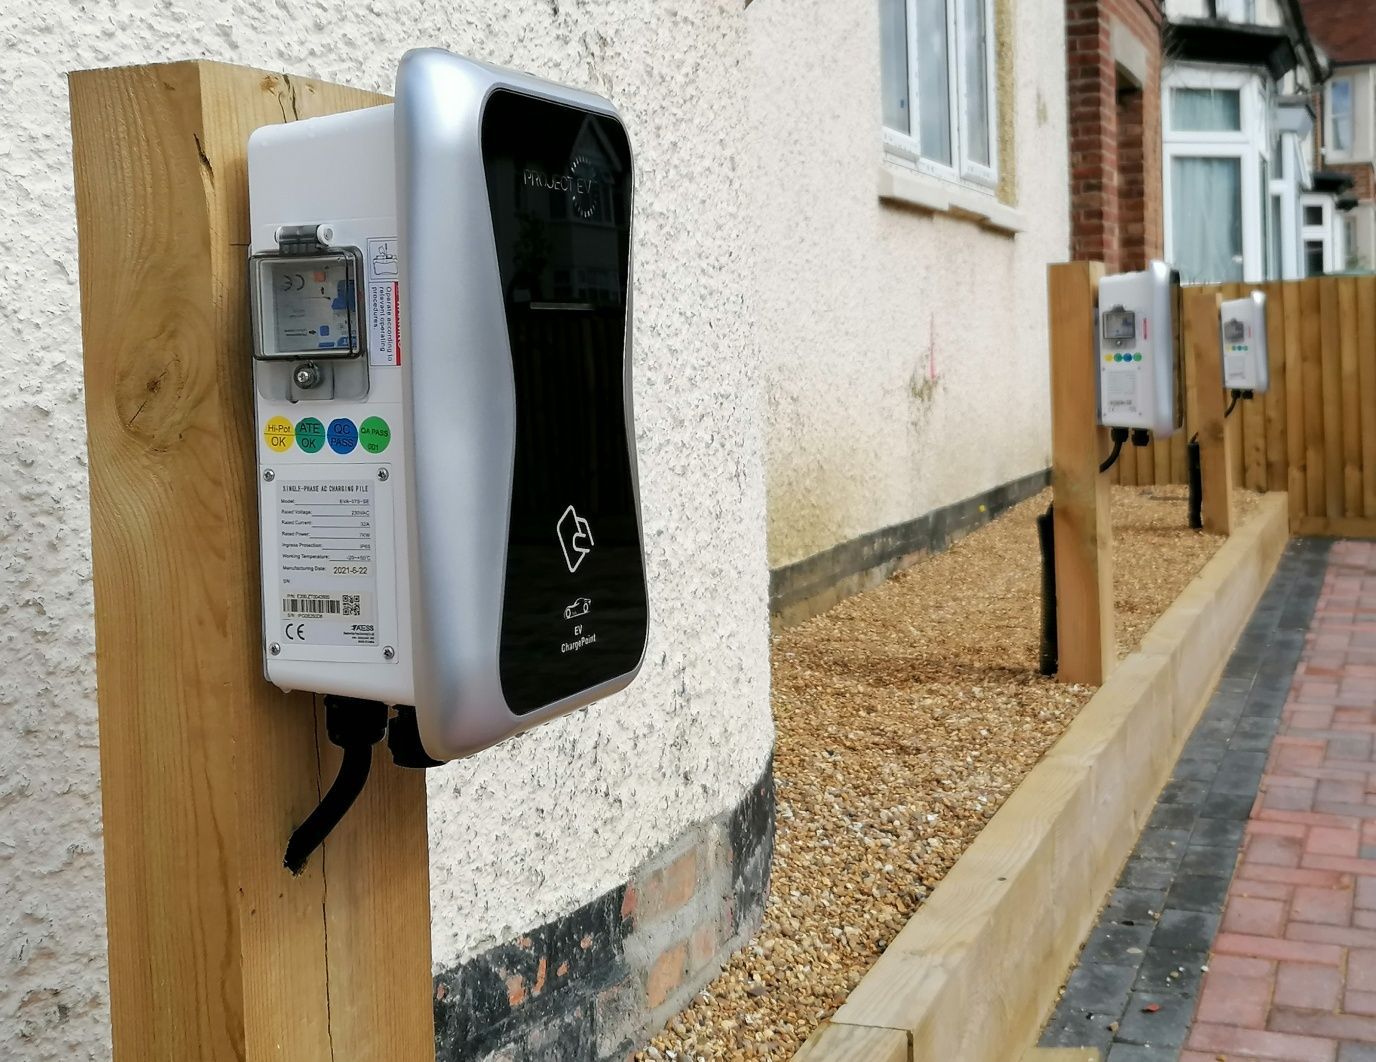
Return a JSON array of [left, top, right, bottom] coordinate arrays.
[[1163, 67, 1270, 283]]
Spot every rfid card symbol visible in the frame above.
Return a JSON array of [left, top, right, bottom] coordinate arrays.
[[557, 505, 594, 573]]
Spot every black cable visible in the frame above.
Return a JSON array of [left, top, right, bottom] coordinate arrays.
[[1191, 390, 1247, 445], [1187, 439, 1203, 529], [388, 706, 443, 769], [284, 695, 389, 875], [1037, 504, 1057, 677], [1100, 426, 1130, 474]]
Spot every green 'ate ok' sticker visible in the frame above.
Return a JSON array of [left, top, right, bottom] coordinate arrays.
[[295, 417, 325, 454]]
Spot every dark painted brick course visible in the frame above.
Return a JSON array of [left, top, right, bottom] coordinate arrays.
[[770, 469, 1048, 620], [434, 757, 774, 1061]]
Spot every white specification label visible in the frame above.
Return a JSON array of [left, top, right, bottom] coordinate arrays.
[[1104, 369, 1138, 412], [277, 481, 379, 648], [366, 236, 401, 367]]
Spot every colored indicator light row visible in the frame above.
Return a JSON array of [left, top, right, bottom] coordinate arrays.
[[262, 414, 391, 455], [1230, 345, 1250, 352], [1103, 352, 1144, 363]]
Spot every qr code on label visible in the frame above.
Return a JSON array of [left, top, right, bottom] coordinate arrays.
[[343, 594, 361, 617]]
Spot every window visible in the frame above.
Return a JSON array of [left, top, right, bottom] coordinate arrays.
[[1171, 157, 1245, 282], [1172, 88, 1241, 132], [1269, 190, 1283, 278], [1305, 240, 1326, 276], [1301, 193, 1334, 276], [1329, 78, 1353, 155], [880, 0, 998, 188], [1215, 0, 1258, 22], [1163, 67, 1271, 283]]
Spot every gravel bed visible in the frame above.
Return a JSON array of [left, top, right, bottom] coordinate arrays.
[[639, 485, 1262, 1061]]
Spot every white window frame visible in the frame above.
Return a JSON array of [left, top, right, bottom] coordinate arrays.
[[1162, 66, 1268, 283], [1327, 76, 1354, 160], [881, 0, 999, 192], [1215, 0, 1258, 23], [1300, 193, 1336, 275]]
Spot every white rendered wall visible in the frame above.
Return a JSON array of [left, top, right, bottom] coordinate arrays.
[[748, 0, 1071, 569], [0, 4, 772, 1058]]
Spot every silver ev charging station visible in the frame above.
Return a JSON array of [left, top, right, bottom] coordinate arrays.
[[248, 49, 648, 798], [1096, 260, 1179, 439], [1220, 291, 1270, 395]]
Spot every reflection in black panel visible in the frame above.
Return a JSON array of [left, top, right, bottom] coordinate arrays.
[[483, 90, 648, 715]]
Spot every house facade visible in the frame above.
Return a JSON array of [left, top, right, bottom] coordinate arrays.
[[1064, 0, 1359, 285], [1161, 0, 1330, 282], [756, 0, 1072, 623], [1302, 0, 1376, 270], [3, 5, 776, 1060]]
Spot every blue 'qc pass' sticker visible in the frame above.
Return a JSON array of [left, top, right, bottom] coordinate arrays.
[[328, 418, 359, 455]]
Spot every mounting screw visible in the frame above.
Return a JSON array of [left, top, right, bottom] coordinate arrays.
[[383, 646, 395, 660], [263, 469, 275, 482], [269, 642, 282, 656], [294, 361, 323, 390], [377, 467, 390, 481]]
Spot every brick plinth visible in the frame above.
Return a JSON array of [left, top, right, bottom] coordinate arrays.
[[432, 759, 775, 1061]]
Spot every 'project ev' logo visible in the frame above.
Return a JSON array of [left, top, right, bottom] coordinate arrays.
[[557, 505, 594, 573]]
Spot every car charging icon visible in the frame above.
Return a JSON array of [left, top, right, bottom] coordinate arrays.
[[557, 504, 594, 573]]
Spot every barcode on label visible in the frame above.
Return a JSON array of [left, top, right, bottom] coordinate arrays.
[[282, 595, 361, 617]]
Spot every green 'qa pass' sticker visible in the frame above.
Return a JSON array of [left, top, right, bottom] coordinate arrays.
[[359, 416, 391, 455]]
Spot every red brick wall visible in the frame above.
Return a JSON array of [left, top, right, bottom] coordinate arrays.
[[1332, 162, 1376, 202], [1066, 0, 1163, 271]]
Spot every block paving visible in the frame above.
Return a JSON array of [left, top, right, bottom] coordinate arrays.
[[1186, 539, 1376, 1062], [1041, 538, 1330, 1060], [1045, 539, 1376, 1060]]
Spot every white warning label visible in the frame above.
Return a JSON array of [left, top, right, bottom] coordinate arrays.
[[276, 481, 379, 648], [366, 237, 401, 367]]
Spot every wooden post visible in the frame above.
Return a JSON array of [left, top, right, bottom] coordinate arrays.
[[1048, 262, 1116, 686], [70, 62, 433, 1061], [1184, 289, 1233, 535]]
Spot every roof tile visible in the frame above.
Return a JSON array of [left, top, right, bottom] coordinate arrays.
[[1299, 0, 1376, 65]]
